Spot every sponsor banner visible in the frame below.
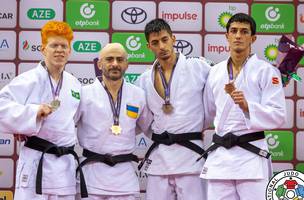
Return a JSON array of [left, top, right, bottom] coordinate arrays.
[[297, 100, 304, 129], [159, 2, 202, 31], [18, 62, 36, 75], [20, 0, 63, 28], [135, 133, 152, 159], [0, 191, 13, 200], [204, 34, 229, 64], [297, 36, 304, 65], [19, 31, 42, 61], [125, 65, 148, 84], [112, 32, 154, 63], [0, 0, 17, 28], [296, 163, 304, 173], [251, 3, 295, 33], [0, 31, 16, 60], [283, 80, 294, 97], [297, 68, 304, 97], [296, 131, 304, 161], [204, 2, 248, 32], [0, 63, 15, 89], [66, 0, 109, 30], [133, 162, 148, 191], [266, 131, 294, 161], [0, 134, 14, 156], [112, 1, 156, 31], [0, 159, 14, 188], [65, 63, 95, 85], [70, 32, 109, 61], [272, 163, 294, 174], [281, 99, 294, 129], [298, 4, 304, 33], [252, 35, 281, 64], [174, 34, 202, 57]]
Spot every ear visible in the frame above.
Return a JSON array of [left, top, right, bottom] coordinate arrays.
[[41, 45, 46, 56], [97, 59, 103, 70], [251, 35, 257, 44], [146, 42, 151, 50], [172, 35, 176, 43], [225, 32, 229, 40]]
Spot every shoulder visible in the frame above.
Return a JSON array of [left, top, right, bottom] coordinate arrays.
[[63, 71, 81, 88], [125, 81, 145, 96]]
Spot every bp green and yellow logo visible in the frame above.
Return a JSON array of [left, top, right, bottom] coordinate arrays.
[[66, 0, 109, 30], [266, 170, 304, 200], [218, 11, 233, 29], [251, 4, 294, 33], [264, 44, 278, 62], [112, 33, 154, 63], [265, 131, 293, 161]]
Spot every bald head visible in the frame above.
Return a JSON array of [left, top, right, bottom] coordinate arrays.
[[99, 43, 128, 60]]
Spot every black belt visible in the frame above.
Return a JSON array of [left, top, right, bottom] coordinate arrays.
[[138, 131, 206, 170], [24, 136, 88, 198], [77, 149, 138, 170], [197, 131, 270, 161]]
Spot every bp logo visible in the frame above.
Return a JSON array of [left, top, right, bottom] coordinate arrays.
[[266, 170, 304, 200], [264, 44, 278, 62], [126, 36, 141, 51], [218, 11, 233, 28]]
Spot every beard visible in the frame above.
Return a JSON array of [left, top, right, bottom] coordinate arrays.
[[103, 68, 125, 81]]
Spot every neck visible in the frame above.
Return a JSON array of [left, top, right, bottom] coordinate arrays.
[[230, 50, 251, 70], [158, 52, 176, 71], [44, 61, 63, 81], [102, 75, 123, 95]]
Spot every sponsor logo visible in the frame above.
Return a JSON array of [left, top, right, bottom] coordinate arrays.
[[73, 41, 101, 53], [161, 11, 197, 22], [266, 131, 293, 161], [272, 77, 279, 84], [0, 191, 13, 200], [78, 77, 94, 85], [265, 6, 280, 22], [137, 137, 147, 148], [22, 40, 41, 52], [80, 3, 96, 19], [27, 8, 55, 20], [0, 72, 13, 81], [124, 73, 140, 84], [266, 170, 304, 200], [264, 44, 278, 62], [126, 36, 141, 51], [0, 39, 9, 50], [207, 44, 230, 54], [174, 39, 193, 56], [0, 12, 13, 19], [218, 11, 233, 28], [121, 7, 147, 24], [0, 139, 10, 145]]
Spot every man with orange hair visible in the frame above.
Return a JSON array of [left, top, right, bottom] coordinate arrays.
[[0, 21, 83, 200]]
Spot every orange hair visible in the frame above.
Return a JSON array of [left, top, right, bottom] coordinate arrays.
[[41, 21, 73, 47]]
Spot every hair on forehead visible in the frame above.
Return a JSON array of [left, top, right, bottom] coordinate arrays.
[[99, 43, 128, 59]]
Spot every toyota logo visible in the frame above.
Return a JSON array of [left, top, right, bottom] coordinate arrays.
[[174, 40, 193, 56], [121, 7, 147, 24]]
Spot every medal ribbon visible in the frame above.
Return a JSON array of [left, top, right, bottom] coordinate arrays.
[[42, 61, 63, 100], [228, 54, 253, 82], [157, 53, 179, 104], [98, 76, 123, 125]]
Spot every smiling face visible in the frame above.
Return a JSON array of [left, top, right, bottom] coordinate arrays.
[[41, 35, 71, 71], [225, 22, 256, 54], [147, 30, 176, 61], [98, 43, 128, 81]]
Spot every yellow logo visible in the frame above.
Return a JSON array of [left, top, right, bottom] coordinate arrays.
[[0, 191, 13, 200]]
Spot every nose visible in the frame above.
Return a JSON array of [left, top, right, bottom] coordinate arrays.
[[159, 41, 166, 50]]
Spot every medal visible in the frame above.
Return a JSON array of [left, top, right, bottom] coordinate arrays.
[[50, 99, 61, 111], [111, 125, 122, 135], [162, 103, 174, 114]]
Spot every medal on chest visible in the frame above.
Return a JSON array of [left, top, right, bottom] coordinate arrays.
[[111, 124, 122, 135]]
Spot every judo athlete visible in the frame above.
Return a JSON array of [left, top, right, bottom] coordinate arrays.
[[75, 43, 152, 200], [0, 21, 84, 199], [200, 13, 286, 200], [136, 18, 211, 200]]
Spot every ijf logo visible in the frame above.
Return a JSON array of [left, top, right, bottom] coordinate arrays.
[[121, 7, 147, 24], [266, 170, 304, 200], [174, 40, 193, 56]]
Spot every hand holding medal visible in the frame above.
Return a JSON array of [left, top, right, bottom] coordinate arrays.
[[225, 82, 236, 96]]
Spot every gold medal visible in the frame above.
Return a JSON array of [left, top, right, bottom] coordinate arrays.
[[224, 82, 236, 96], [162, 103, 174, 114], [111, 125, 122, 135], [50, 99, 60, 111]]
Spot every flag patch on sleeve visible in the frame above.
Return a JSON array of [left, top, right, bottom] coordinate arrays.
[[126, 104, 139, 119], [272, 77, 279, 84], [71, 90, 80, 100]]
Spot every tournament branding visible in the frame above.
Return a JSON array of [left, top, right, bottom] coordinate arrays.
[[266, 169, 304, 200]]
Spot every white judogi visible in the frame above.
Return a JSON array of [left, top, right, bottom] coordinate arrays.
[[0, 62, 81, 199], [137, 53, 211, 200], [76, 78, 152, 199], [200, 54, 286, 199]]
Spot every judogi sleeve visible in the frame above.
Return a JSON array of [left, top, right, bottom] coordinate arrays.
[[0, 74, 42, 134], [135, 92, 153, 137], [245, 66, 286, 130], [203, 70, 216, 129]]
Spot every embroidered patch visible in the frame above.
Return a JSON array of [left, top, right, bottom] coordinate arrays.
[[71, 90, 80, 100], [126, 104, 139, 119], [272, 77, 279, 84]]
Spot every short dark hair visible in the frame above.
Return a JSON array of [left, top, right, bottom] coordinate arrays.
[[226, 13, 256, 35], [144, 18, 172, 42]]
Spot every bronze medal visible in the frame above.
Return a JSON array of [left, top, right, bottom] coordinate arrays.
[[50, 99, 60, 111], [162, 103, 174, 114], [111, 125, 122, 135]]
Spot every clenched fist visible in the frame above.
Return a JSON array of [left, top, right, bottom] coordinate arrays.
[[36, 104, 53, 121]]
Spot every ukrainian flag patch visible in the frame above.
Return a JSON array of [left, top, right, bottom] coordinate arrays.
[[126, 104, 139, 119]]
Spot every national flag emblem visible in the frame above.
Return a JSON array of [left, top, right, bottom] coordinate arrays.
[[71, 90, 80, 100], [126, 104, 139, 119], [272, 77, 279, 84]]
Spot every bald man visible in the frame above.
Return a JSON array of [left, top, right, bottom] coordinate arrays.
[[75, 43, 153, 200]]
